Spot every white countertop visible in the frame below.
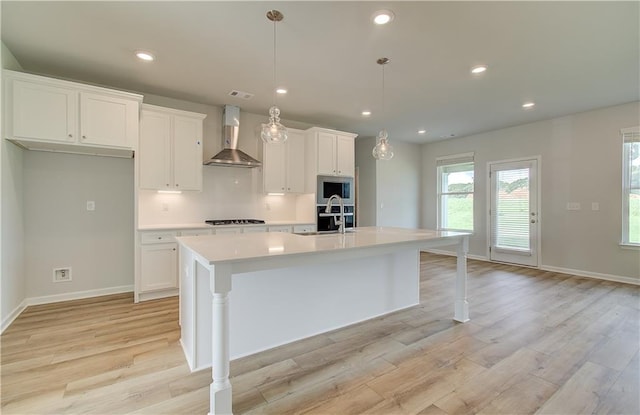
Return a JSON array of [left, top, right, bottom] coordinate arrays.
[[176, 226, 469, 265], [138, 221, 314, 231], [138, 223, 213, 231]]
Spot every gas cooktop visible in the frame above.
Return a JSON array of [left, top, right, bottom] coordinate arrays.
[[205, 219, 265, 226]]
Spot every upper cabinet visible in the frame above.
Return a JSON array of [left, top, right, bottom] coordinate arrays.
[[262, 128, 306, 193], [305, 127, 357, 185], [3, 70, 142, 157], [138, 104, 206, 192]]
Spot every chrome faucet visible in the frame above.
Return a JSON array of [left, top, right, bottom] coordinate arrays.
[[325, 194, 346, 234]]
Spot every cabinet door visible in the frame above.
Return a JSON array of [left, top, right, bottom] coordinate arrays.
[[317, 132, 337, 175], [11, 79, 77, 143], [173, 115, 203, 191], [336, 135, 355, 177], [263, 141, 287, 193], [80, 92, 138, 148], [286, 130, 306, 192], [140, 243, 178, 292], [139, 111, 172, 190]]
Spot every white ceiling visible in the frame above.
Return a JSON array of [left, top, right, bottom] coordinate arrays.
[[2, 1, 638, 143]]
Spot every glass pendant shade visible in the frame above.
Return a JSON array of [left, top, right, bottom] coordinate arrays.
[[262, 10, 288, 144], [372, 57, 393, 160], [261, 106, 288, 143], [372, 129, 394, 160]]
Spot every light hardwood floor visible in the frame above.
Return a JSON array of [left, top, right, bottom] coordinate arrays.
[[2, 253, 639, 414]]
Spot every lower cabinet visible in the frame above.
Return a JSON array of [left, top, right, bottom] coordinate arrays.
[[136, 223, 315, 302], [140, 243, 178, 292]]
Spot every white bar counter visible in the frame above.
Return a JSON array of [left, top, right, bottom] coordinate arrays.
[[176, 226, 470, 415]]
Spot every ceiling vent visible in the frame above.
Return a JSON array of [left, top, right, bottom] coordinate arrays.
[[228, 90, 254, 100]]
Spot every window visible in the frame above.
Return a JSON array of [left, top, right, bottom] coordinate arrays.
[[622, 127, 640, 246], [437, 153, 474, 231]]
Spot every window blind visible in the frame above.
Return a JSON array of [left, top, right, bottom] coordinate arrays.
[[436, 152, 474, 166]]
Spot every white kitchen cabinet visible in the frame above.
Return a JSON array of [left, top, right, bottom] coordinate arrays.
[[305, 127, 357, 188], [140, 243, 178, 292], [180, 229, 212, 237], [268, 225, 292, 233], [80, 92, 139, 148], [262, 128, 305, 193], [243, 226, 268, 233], [4, 70, 142, 156], [336, 135, 355, 177], [214, 227, 243, 235], [138, 104, 206, 191], [139, 230, 179, 294]]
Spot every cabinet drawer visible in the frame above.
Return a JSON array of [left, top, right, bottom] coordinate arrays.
[[213, 227, 242, 235], [244, 226, 268, 233], [179, 229, 211, 237], [141, 231, 177, 244], [268, 225, 292, 233]]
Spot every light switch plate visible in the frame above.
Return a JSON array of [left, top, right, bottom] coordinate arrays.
[[566, 202, 581, 211], [86, 201, 95, 211]]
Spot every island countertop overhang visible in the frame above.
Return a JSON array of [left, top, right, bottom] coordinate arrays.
[[176, 226, 470, 267]]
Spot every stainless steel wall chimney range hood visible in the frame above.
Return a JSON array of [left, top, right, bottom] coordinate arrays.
[[204, 105, 262, 168]]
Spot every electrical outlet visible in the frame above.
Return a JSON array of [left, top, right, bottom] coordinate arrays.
[[53, 267, 72, 282], [591, 202, 600, 211], [86, 201, 95, 211], [566, 202, 581, 211], [162, 203, 169, 212]]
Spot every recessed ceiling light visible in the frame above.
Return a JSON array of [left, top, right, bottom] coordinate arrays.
[[362, 111, 372, 117], [135, 51, 155, 61], [418, 130, 426, 134], [471, 65, 487, 74], [373, 10, 395, 25], [522, 102, 536, 109], [276, 88, 287, 94]]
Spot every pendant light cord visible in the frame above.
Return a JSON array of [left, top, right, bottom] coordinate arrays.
[[381, 64, 385, 124], [272, 18, 277, 105]]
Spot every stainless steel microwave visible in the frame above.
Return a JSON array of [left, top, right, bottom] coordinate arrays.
[[316, 175, 354, 205]]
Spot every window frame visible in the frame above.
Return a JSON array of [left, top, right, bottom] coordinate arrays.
[[436, 153, 475, 232], [622, 126, 640, 247]]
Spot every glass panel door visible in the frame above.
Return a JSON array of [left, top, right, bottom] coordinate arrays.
[[489, 159, 539, 266]]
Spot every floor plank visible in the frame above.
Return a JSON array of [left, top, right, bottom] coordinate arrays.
[[2, 253, 638, 414]]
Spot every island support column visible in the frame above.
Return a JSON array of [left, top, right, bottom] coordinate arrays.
[[454, 236, 470, 323], [209, 263, 233, 415]]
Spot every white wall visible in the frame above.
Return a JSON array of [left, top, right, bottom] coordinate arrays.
[[376, 141, 422, 228], [355, 138, 422, 228], [1, 42, 26, 330], [422, 102, 640, 281], [23, 151, 135, 298], [355, 136, 377, 226]]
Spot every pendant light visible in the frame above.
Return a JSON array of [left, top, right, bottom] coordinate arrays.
[[372, 57, 394, 160], [261, 10, 288, 144]]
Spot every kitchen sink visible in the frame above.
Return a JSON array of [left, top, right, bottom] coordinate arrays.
[[293, 230, 355, 236]]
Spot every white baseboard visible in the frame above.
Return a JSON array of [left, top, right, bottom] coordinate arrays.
[[424, 249, 639, 286], [1, 285, 134, 334], [1, 299, 28, 334], [539, 265, 639, 286]]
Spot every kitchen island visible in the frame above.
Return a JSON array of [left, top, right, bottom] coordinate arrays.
[[177, 226, 470, 415]]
